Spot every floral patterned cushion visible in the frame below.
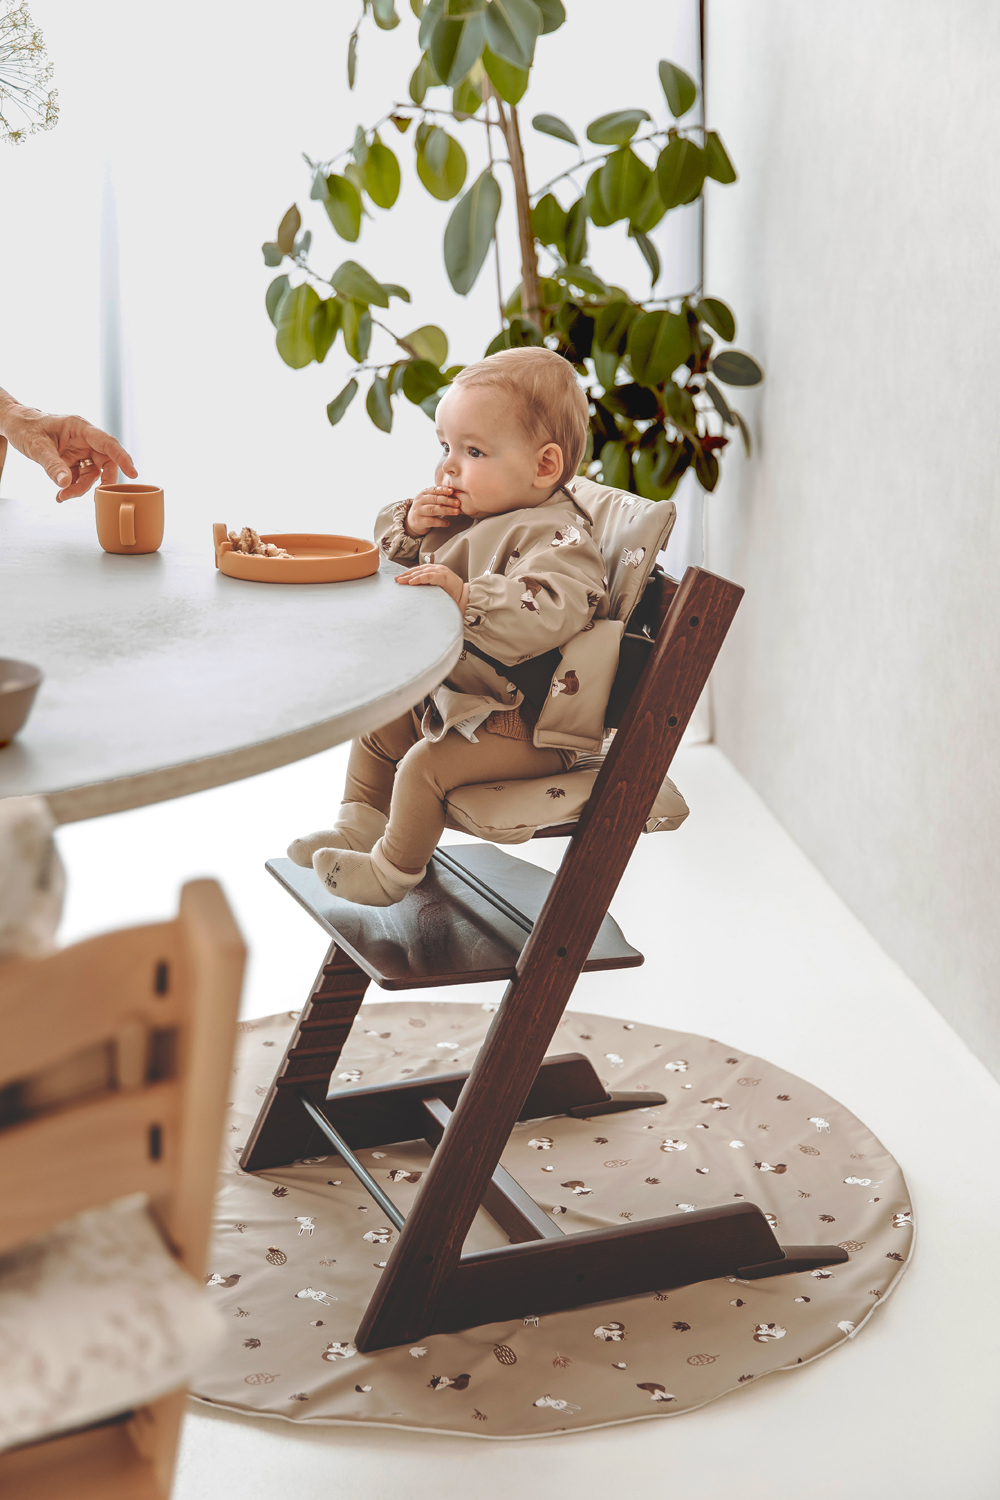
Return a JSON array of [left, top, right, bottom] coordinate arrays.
[[0, 1193, 224, 1453], [444, 760, 689, 845]]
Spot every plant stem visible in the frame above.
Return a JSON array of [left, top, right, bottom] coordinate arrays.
[[489, 93, 541, 330]]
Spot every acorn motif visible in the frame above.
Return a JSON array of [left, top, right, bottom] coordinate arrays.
[[266, 1247, 287, 1266], [493, 1344, 517, 1366], [686, 1353, 718, 1366]]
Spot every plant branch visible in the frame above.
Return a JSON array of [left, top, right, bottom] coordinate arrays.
[[530, 126, 704, 202], [486, 87, 541, 329], [484, 92, 505, 329]]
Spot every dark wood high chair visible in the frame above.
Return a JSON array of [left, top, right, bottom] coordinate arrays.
[[242, 564, 847, 1353]]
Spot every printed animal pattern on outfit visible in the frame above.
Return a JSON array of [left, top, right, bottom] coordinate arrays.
[[190, 1004, 913, 1440]]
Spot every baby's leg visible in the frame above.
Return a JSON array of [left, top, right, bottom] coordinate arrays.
[[287, 710, 422, 867], [314, 729, 568, 905]]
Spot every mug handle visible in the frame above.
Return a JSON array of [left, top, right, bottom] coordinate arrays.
[[119, 502, 136, 546]]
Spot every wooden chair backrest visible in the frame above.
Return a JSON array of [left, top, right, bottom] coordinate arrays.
[[0, 879, 244, 1498]]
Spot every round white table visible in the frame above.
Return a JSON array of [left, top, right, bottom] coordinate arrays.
[[0, 496, 462, 822]]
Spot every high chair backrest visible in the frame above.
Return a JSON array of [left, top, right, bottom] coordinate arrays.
[[567, 477, 677, 625]]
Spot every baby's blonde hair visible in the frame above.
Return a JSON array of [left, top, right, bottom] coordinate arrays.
[[450, 346, 590, 488]]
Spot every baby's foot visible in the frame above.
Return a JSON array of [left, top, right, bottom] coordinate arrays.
[[287, 803, 387, 868], [312, 839, 425, 907]]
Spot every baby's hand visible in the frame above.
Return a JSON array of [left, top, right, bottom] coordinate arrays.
[[405, 485, 462, 537], [395, 564, 468, 610]]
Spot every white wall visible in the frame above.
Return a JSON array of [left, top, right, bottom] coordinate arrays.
[[703, 1, 1000, 1077], [3, 0, 702, 545]]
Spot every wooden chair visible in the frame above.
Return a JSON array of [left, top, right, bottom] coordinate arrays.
[[0, 880, 244, 1500], [243, 550, 847, 1354]]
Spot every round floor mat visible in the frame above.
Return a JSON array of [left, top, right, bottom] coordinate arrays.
[[191, 1002, 913, 1438]]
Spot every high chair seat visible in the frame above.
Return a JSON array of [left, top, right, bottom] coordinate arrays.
[[0, 1193, 223, 1454], [443, 753, 689, 843]]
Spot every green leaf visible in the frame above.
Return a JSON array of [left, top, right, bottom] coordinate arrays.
[[429, 11, 485, 86], [261, 240, 283, 267], [658, 59, 697, 118], [294, 229, 312, 257], [364, 139, 401, 208], [372, 0, 400, 28], [696, 296, 735, 341], [309, 298, 342, 363], [402, 324, 450, 364], [630, 227, 660, 286], [331, 260, 390, 307], [733, 409, 752, 457], [531, 191, 567, 249], [481, 45, 528, 103], [347, 30, 358, 88], [532, 112, 577, 145], [704, 375, 733, 425], [556, 262, 608, 297], [390, 112, 412, 132], [327, 379, 359, 426], [323, 174, 363, 241], [452, 76, 483, 118], [609, 381, 658, 419], [593, 346, 619, 391], [599, 147, 651, 223], [703, 129, 737, 184], [635, 440, 681, 501], [484, 0, 542, 69], [310, 168, 329, 202], [276, 204, 301, 255], [352, 126, 369, 169], [484, 316, 543, 355], [419, 0, 445, 47], [595, 300, 638, 353], [275, 284, 319, 369], [342, 300, 372, 361], [444, 168, 501, 294], [584, 168, 613, 227], [402, 359, 447, 404], [417, 127, 468, 200], [693, 445, 720, 491], [408, 51, 441, 104], [653, 435, 691, 487], [535, 0, 565, 32], [446, 0, 487, 14], [600, 439, 632, 490], [563, 197, 587, 263], [411, 0, 425, 12], [630, 172, 666, 233], [709, 349, 764, 386], [381, 282, 411, 303], [586, 108, 650, 146], [366, 374, 394, 432], [664, 380, 698, 431], [265, 275, 291, 326], [420, 390, 444, 419], [627, 309, 691, 385], [656, 136, 706, 211], [387, 360, 407, 396]]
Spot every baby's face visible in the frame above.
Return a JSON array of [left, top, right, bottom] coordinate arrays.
[[433, 385, 562, 519]]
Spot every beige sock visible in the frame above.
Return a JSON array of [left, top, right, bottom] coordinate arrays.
[[312, 838, 426, 907], [287, 803, 388, 868]]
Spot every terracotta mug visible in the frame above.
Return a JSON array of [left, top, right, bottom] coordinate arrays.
[[95, 483, 164, 555]]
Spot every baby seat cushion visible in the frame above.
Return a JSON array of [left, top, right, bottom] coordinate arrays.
[[0, 1193, 224, 1453], [445, 479, 683, 843]]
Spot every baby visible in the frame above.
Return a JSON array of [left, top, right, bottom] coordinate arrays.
[[288, 345, 614, 906]]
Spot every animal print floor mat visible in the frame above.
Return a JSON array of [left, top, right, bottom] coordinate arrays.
[[191, 1002, 913, 1438]]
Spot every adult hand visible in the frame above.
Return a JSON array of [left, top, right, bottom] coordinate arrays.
[[404, 484, 462, 537], [0, 395, 137, 501], [394, 563, 469, 610]]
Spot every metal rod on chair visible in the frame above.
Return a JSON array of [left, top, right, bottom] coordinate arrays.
[[297, 1093, 405, 1232], [431, 847, 535, 935]]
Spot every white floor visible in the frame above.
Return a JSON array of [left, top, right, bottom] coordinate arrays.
[[58, 743, 1000, 1499]]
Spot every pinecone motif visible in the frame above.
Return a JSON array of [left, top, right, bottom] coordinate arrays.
[[493, 1344, 517, 1366], [266, 1247, 287, 1266]]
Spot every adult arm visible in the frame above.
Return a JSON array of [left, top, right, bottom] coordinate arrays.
[[0, 388, 137, 500]]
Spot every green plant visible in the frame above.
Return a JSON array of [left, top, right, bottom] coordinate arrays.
[[261, 0, 762, 500]]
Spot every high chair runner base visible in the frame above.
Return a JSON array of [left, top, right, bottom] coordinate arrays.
[[242, 564, 847, 1353]]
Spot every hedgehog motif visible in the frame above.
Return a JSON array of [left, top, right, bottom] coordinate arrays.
[[493, 1344, 517, 1365], [244, 1372, 277, 1385], [686, 1353, 718, 1367], [266, 1247, 287, 1266], [838, 1240, 865, 1252]]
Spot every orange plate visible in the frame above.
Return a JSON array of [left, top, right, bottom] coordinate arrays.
[[213, 524, 379, 583]]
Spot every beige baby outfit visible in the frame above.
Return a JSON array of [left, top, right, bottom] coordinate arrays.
[[340, 489, 624, 872]]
